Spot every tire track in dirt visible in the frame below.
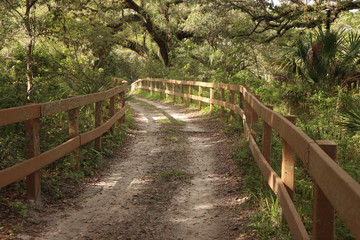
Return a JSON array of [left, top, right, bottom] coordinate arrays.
[[19, 96, 251, 240]]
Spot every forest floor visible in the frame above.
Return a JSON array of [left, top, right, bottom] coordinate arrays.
[[14, 96, 255, 240]]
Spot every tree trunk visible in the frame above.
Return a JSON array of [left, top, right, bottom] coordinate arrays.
[[24, 0, 37, 100], [125, 0, 171, 66], [156, 38, 170, 66], [26, 36, 34, 99]]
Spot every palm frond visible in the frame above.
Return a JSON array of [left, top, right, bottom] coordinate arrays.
[[339, 100, 360, 134]]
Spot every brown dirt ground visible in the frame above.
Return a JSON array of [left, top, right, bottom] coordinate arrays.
[[8, 96, 255, 240]]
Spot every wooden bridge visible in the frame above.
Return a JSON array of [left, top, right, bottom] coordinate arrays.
[[0, 78, 359, 240]]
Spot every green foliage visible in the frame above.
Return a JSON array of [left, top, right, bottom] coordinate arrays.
[[0, 125, 25, 171], [151, 169, 190, 181], [339, 97, 360, 134], [276, 28, 360, 91], [297, 91, 339, 140], [0, 2, 359, 238], [222, 121, 244, 135], [335, 11, 360, 30], [254, 80, 284, 106], [249, 195, 291, 240], [229, 72, 265, 90], [1, 102, 133, 207], [8, 201, 28, 218], [229, 87, 358, 238], [232, 137, 290, 239]]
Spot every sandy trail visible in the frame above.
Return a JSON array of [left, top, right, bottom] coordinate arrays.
[[19, 96, 249, 240], [137, 97, 223, 239]]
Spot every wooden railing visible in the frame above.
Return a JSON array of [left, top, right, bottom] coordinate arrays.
[[132, 78, 360, 240], [0, 83, 129, 202]]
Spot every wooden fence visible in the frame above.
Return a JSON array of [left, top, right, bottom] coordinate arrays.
[[0, 83, 129, 202], [132, 78, 360, 240]]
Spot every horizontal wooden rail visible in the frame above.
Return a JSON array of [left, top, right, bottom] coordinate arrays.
[[0, 83, 129, 202], [0, 104, 41, 126], [132, 78, 360, 240], [0, 85, 128, 126]]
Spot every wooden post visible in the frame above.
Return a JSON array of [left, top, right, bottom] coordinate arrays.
[[181, 84, 184, 104], [248, 95, 260, 130], [189, 85, 193, 104], [281, 115, 296, 200], [198, 86, 203, 109], [243, 97, 251, 126], [158, 82, 162, 98], [109, 96, 115, 117], [158, 82, 161, 96], [166, 83, 169, 99], [220, 88, 225, 117], [247, 105, 254, 130], [69, 107, 80, 171], [239, 91, 245, 122], [262, 105, 273, 164], [210, 87, 214, 112], [243, 87, 251, 123], [118, 92, 125, 124], [172, 84, 176, 103], [95, 101, 103, 151], [109, 95, 116, 133], [252, 95, 261, 124], [230, 90, 235, 120], [313, 140, 336, 240], [25, 117, 41, 202], [239, 91, 244, 109]]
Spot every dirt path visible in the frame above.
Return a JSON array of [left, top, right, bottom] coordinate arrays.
[[19, 96, 251, 240]]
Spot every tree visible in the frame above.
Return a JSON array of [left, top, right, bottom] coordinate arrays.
[[112, 0, 193, 66], [3, 0, 42, 99], [276, 28, 360, 91], [197, 0, 360, 42]]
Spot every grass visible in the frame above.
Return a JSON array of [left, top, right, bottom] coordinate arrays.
[[165, 135, 182, 143], [229, 120, 356, 239], [4, 105, 135, 207], [40, 107, 136, 200], [156, 118, 185, 126], [230, 135, 292, 239], [131, 93, 191, 181]]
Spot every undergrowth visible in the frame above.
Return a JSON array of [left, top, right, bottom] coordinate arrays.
[[0, 106, 134, 236], [133, 88, 357, 239], [228, 119, 355, 239], [223, 121, 290, 240], [42, 106, 135, 201]]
